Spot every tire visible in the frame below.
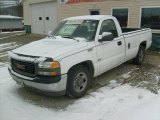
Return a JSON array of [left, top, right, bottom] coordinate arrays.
[[133, 45, 145, 65], [66, 65, 91, 98]]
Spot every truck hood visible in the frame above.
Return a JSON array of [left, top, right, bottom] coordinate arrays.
[[12, 37, 88, 59]]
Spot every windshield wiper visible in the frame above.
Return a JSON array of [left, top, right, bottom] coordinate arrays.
[[61, 36, 79, 42]]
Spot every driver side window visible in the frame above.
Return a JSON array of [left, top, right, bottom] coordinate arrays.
[[100, 19, 118, 39]]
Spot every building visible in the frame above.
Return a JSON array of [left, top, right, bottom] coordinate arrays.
[[23, 0, 57, 35], [23, 0, 160, 50], [0, 15, 23, 32], [0, 6, 23, 17], [23, 0, 160, 33]]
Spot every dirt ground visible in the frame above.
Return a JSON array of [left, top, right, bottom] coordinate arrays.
[[0, 33, 159, 109]]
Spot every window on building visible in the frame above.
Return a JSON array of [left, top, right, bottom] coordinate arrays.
[[141, 7, 160, 29], [112, 8, 128, 27], [90, 10, 100, 15]]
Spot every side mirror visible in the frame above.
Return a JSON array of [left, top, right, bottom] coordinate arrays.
[[98, 32, 114, 42]]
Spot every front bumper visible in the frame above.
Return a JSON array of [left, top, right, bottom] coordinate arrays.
[[8, 67, 67, 96]]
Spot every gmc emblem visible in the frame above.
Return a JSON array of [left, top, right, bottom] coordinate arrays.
[[16, 63, 25, 70]]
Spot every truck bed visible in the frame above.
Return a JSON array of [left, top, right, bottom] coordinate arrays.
[[121, 27, 152, 61], [122, 28, 150, 35]]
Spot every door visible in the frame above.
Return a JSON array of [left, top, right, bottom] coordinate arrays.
[[31, 3, 44, 34], [43, 2, 57, 34], [96, 19, 125, 74], [31, 2, 57, 34]]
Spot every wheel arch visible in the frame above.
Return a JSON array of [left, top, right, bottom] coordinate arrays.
[[68, 60, 94, 78], [140, 41, 147, 49]]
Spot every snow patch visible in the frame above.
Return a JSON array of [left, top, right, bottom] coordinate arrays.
[[0, 31, 24, 34], [0, 42, 16, 47], [0, 42, 20, 51], [138, 93, 144, 100], [0, 65, 160, 120], [156, 76, 160, 83], [0, 62, 7, 67], [0, 15, 22, 19], [0, 33, 24, 40], [0, 42, 21, 58], [122, 72, 131, 79], [0, 54, 7, 57], [108, 80, 119, 88], [8, 51, 47, 63]]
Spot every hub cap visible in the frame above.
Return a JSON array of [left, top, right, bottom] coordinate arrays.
[[74, 72, 88, 93]]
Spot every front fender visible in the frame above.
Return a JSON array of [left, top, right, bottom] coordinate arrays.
[[58, 47, 98, 77]]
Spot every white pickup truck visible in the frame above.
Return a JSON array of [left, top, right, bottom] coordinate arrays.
[[8, 15, 152, 98]]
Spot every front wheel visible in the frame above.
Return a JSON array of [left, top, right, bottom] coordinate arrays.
[[133, 45, 145, 65], [66, 65, 91, 98]]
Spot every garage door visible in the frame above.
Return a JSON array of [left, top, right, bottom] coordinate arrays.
[[31, 1, 57, 35]]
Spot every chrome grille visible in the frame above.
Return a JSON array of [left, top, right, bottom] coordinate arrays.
[[11, 59, 36, 77]]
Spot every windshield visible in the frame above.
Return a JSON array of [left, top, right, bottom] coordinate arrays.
[[51, 20, 99, 41]]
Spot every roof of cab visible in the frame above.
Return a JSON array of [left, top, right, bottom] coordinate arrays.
[[64, 15, 114, 21]]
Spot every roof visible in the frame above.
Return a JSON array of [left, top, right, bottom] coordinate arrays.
[[64, 15, 114, 21], [0, 15, 23, 19]]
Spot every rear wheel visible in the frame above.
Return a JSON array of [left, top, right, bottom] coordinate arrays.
[[133, 45, 145, 65], [66, 65, 91, 98]]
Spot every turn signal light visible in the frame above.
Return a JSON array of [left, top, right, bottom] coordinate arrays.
[[50, 72, 58, 76], [51, 61, 60, 68]]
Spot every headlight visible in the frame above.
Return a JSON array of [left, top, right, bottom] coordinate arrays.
[[38, 61, 60, 69], [38, 61, 60, 76]]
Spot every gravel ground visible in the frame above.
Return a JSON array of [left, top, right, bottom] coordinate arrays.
[[0, 33, 159, 109]]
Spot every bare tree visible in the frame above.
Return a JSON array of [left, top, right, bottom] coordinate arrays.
[[15, 0, 23, 17], [16, 0, 23, 7]]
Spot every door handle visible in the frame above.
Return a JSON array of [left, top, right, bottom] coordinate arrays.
[[117, 41, 122, 46]]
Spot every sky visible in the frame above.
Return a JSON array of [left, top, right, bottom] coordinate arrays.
[[0, 0, 17, 8]]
